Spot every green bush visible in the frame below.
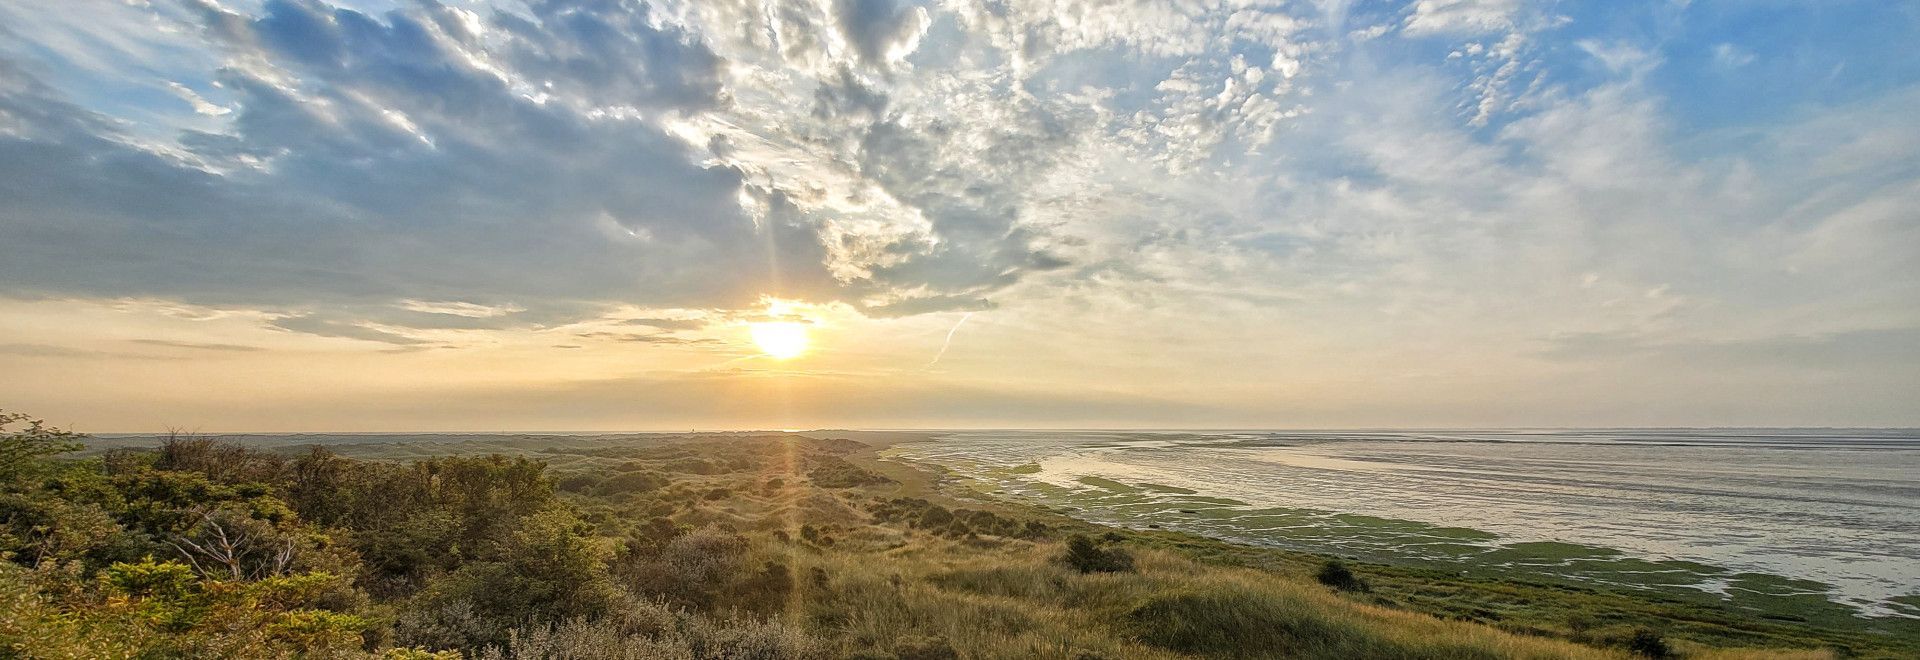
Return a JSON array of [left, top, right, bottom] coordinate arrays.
[[1315, 560, 1369, 592], [1627, 628, 1673, 659], [1127, 587, 1501, 660], [806, 458, 893, 488], [594, 471, 667, 496], [0, 410, 83, 483], [1060, 534, 1134, 573]]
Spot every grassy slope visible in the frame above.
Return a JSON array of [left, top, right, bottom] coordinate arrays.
[[273, 430, 1903, 659], [825, 435, 1918, 660]]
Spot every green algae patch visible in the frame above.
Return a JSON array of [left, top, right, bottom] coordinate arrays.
[[1176, 495, 1251, 507], [1426, 526, 1498, 541], [1077, 476, 1141, 492], [1888, 595, 1920, 618], [1560, 557, 1723, 587], [1480, 542, 1621, 565], [1138, 482, 1198, 494]]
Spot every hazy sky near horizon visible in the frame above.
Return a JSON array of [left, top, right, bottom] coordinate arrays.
[[1, 0, 1916, 431]]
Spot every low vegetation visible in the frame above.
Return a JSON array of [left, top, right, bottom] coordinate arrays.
[[0, 410, 1901, 658]]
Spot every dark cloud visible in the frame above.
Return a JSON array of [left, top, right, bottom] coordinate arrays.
[[0, 0, 1090, 335], [831, 0, 930, 68], [851, 99, 1081, 292], [0, 0, 833, 326], [497, 0, 726, 112], [812, 67, 889, 120]]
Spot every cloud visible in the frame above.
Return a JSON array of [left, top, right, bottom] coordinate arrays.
[[1402, 0, 1521, 36], [397, 300, 526, 319], [1711, 43, 1755, 69], [0, 0, 1072, 334], [617, 317, 710, 331], [1534, 328, 1920, 373], [343, 370, 1229, 430], [3, 0, 1919, 426], [497, 0, 727, 112], [0, 343, 102, 358], [0, 343, 183, 360], [268, 316, 429, 346], [832, 0, 931, 68], [129, 339, 264, 352], [859, 293, 996, 318], [573, 331, 720, 345]]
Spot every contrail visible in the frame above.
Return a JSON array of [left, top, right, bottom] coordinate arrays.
[[925, 312, 974, 368]]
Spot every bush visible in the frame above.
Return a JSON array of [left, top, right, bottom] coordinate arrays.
[[1127, 587, 1503, 659], [474, 598, 825, 660], [393, 599, 500, 652], [555, 474, 602, 493], [617, 525, 750, 610], [595, 471, 667, 496], [1627, 628, 1673, 659], [915, 505, 955, 530], [1315, 560, 1368, 592], [155, 435, 282, 485], [1059, 534, 1134, 573], [806, 458, 893, 488], [0, 411, 84, 484]]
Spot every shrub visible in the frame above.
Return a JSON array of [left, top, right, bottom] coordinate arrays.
[[1059, 534, 1134, 573], [393, 599, 500, 652], [806, 458, 893, 488], [155, 435, 283, 485], [618, 525, 750, 610], [474, 598, 824, 660], [595, 471, 667, 496], [916, 505, 955, 530], [735, 561, 794, 614], [798, 524, 833, 547], [1126, 587, 1499, 659], [1627, 628, 1673, 659], [0, 411, 83, 483], [555, 474, 602, 493], [1315, 560, 1369, 592]]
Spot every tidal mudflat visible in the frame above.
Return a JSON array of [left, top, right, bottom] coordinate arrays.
[[887, 429, 1920, 623]]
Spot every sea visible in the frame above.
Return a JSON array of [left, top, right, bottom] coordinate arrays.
[[885, 429, 1920, 619]]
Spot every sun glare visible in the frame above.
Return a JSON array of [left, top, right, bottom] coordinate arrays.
[[749, 321, 809, 360]]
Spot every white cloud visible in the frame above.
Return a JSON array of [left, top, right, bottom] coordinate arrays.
[[1402, 0, 1520, 36], [2, 0, 1917, 425], [1712, 42, 1755, 68]]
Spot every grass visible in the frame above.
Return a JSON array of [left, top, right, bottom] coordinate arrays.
[[69, 430, 1913, 659]]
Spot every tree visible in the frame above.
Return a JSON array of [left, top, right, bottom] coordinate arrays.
[[0, 411, 83, 483], [167, 505, 297, 581]]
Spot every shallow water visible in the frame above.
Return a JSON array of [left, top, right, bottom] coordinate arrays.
[[889, 429, 1920, 618]]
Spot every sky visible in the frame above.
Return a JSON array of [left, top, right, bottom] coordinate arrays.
[[0, 0, 1915, 432]]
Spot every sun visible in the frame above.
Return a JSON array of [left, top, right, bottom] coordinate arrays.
[[748, 321, 810, 360]]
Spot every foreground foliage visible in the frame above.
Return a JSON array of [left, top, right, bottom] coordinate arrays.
[[0, 411, 1894, 658]]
